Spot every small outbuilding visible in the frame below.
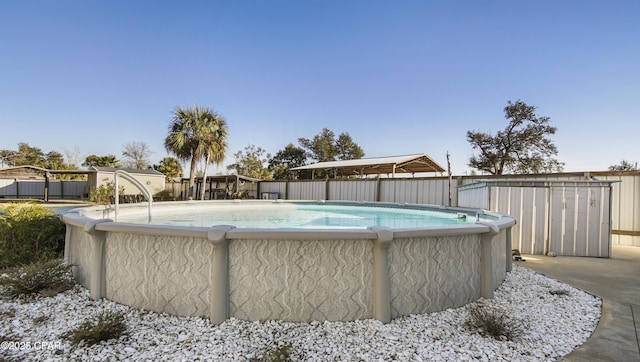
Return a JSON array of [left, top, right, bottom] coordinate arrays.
[[458, 179, 618, 257], [88, 167, 166, 197]]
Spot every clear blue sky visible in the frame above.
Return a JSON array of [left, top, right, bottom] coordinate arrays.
[[1, 1, 638, 175]]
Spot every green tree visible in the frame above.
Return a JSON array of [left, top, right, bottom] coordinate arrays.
[[0, 149, 17, 168], [197, 113, 228, 200], [268, 143, 308, 180], [227, 144, 272, 180], [298, 128, 365, 178], [122, 141, 152, 169], [298, 128, 365, 163], [45, 151, 65, 170], [1, 145, 80, 178], [467, 100, 564, 175], [13, 143, 46, 167], [153, 157, 184, 181], [336, 133, 365, 160], [45, 151, 83, 180], [298, 128, 339, 163], [164, 105, 229, 198], [82, 154, 120, 168], [608, 160, 638, 171]]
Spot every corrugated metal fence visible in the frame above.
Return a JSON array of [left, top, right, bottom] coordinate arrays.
[[259, 178, 457, 205], [593, 174, 640, 247], [0, 179, 88, 200], [259, 172, 640, 254]]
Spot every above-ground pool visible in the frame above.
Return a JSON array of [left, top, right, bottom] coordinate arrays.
[[62, 200, 516, 324], [114, 201, 481, 229]]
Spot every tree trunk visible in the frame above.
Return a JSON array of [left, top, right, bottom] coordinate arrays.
[[201, 152, 211, 201], [189, 155, 198, 199]]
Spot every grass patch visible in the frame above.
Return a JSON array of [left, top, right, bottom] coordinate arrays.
[[0, 259, 73, 299], [262, 343, 293, 362], [63, 311, 127, 346], [33, 315, 50, 325], [466, 301, 522, 341], [0, 306, 16, 318]]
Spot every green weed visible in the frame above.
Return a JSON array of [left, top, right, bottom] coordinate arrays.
[[63, 311, 127, 346], [0, 259, 73, 298]]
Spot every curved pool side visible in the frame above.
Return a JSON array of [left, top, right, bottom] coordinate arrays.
[[61, 200, 516, 324]]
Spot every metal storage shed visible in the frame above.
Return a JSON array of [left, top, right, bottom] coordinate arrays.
[[458, 180, 617, 257], [89, 167, 165, 196]]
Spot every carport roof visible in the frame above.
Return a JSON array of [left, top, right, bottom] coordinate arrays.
[[291, 154, 446, 176]]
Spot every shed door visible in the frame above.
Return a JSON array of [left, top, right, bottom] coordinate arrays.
[[548, 185, 610, 257], [490, 186, 549, 255]]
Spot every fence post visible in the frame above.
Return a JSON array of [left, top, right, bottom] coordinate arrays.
[[285, 180, 289, 200], [325, 179, 330, 200]]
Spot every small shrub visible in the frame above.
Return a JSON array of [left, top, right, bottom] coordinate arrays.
[[33, 315, 49, 325], [466, 302, 521, 341], [90, 183, 124, 205], [549, 289, 570, 296], [0, 259, 73, 298], [0, 203, 66, 267], [0, 306, 16, 318], [262, 343, 293, 362], [63, 311, 127, 346]]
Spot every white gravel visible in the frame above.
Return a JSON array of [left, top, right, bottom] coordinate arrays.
[[1, 265, 601, 361]]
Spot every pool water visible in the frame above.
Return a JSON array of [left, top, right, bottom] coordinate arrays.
[[116, 202, 475, 229]]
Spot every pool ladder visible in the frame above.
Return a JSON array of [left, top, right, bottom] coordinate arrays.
[[113, 170, 153, 223]]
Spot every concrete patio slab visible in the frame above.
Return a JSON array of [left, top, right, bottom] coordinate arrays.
[[520, 245, 640, 361]]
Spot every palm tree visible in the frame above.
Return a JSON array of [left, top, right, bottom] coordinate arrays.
[[198, 116, 228, 200], [164, 105, 229, 199]]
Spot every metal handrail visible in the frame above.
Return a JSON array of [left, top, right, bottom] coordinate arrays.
[[114, 170, 153, 222]]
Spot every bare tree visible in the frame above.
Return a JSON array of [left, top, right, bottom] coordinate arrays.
[[122, 141, 152, 169], [608, 160, 638, 171], [63, 146, 84, 168], [467, 100, 563, 175]]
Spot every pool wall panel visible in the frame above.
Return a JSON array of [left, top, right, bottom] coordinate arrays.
[[388, 235, 481, 318], [229, 238, 373, 321], [103, 233, 213, 317], [65, 224, 93, 289]]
